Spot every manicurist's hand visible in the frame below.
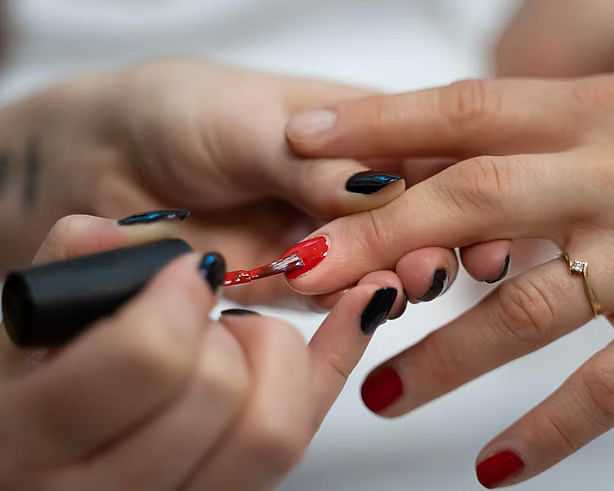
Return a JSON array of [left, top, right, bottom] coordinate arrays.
[[285, 76, 614, 487], [0, 213, 405, 490]]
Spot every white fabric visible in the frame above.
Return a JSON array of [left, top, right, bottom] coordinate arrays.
[[3, 1, 613, 490]]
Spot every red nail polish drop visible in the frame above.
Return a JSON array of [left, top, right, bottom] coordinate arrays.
[[476, 451, 524, 489], [282, 236, 328, 280], [361, 366, 403, 413]]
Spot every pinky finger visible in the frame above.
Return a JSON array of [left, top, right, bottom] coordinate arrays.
[[475, 344, 614, 488]]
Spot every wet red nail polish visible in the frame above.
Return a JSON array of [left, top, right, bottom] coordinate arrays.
[[476, 451, 524, 489], [361, 366, 403, 413], [283, 236, 328, 280]]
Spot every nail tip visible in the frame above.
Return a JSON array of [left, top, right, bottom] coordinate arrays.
[[220, 308, 260, 316], [345, 171, 403, 195], [199, 252, 227, 292], [417, 269, 448, 302], [485, 255, 511, 284], [117, 208, 191, 226], [361, 366, 403, 413], [283, 236, 329, 280], [360, 287, 398, 335], [476, 451, 524, 489]]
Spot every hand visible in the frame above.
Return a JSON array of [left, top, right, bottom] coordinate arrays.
[[285, 76, 614, 487], [0, 214, 405, 490], [495, 0, 614, 77], [4, 60, 409, 310]]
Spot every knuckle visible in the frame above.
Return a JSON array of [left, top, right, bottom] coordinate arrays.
[[419, 331, 463, 389], [494, 275, 557, 344], [361, 209, 391, 252], [538, 411, 580, 454], [440, 79, 500, 132], [581, 355, 614, 427], [432, 157, 508, 217]]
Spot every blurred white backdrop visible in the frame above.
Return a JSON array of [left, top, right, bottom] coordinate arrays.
[[3, 1, 613, 490]]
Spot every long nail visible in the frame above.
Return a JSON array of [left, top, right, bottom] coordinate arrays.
[[286, 109, 337, 140], [486, 255, 511, 284], [361, 287, 397, 335], [476, 451, 524, 488], [220, 308, 260, 316], [198, 252, 226, 293], [118, 209, 190, 226], [283, 236, 329, 280], [361, 366, 403, 413], [346, 171, 401, 195], [417, 269, 448, 302]]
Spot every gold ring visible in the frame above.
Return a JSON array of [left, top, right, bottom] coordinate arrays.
[[561, 253, 603, 317]]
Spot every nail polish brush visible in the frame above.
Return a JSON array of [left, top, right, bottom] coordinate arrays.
[[1, 241, 309, 347]]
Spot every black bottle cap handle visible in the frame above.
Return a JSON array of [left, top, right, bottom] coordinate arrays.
[[2, 238, 193, 347]]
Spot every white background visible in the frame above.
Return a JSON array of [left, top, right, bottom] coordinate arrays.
[[2, 1, 613, 489]]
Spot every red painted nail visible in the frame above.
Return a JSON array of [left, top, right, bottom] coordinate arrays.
[[283, 236, 328, 280], [361, 366, 403, 413], [476, 451, 524, 488]]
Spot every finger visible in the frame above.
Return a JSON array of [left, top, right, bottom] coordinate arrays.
[[33, 209, 189, 264], [184, 315, 313, 491], [311, 269, 406, 318], [475, 342, 614, 488], [270, 158, 406, 221], [359, 239, 613, 416], [0, 252, 220, 468], [61, 322, 249, 490], [496, 0, 614, 77], [287, 151, 579, 295], [286, 78, 578, 159], [395, 247, 458, 304], [460, 239, 512, 283], [309, 278, 401, 424]]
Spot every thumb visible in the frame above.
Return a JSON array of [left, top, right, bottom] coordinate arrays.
[[33, 209, 189, 264]]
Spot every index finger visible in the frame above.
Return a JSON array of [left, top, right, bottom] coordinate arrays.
[[286, 150, 581, 295], [286, 78, 579, 159]]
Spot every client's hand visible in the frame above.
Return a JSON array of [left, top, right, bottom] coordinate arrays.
[[285, 76, 614, 487], [0, 214, 405, 490]]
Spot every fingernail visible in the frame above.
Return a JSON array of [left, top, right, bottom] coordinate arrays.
[[485, 255, 511, 284], [346, 171, 402, 195], [118, 209, 190, 226], [361, 366, 403, 413], [286, 109, 337, 140], [198, 252, 226, 293], [416, 269, 448, 303], [220, 308, 260, 316], [283, 236, 329, 280], [476, 451, 524, 488], [361, 287, 397, 335]]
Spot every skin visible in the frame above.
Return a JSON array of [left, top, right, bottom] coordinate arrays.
[[0, 59, 506, 308], [0, 213, 407, 490], [285, 74, 614, 486]]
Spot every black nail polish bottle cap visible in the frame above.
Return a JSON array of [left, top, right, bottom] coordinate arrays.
[[2, 238, 192, 347]]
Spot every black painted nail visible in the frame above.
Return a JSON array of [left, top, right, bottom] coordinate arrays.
[[198, 252, 226, 293], [118, 209, 190, 226], [486, 255, 511, 284], [361, 287, 398, 336], [345, 171, 401, 195], [220, 308, 260, 316], [418, 269, 448, 302]]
